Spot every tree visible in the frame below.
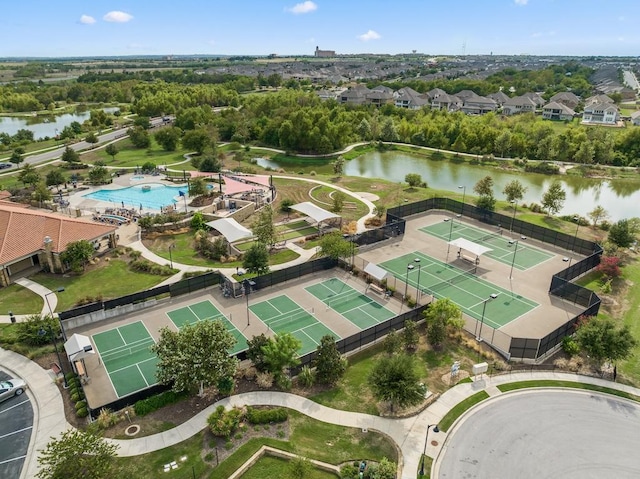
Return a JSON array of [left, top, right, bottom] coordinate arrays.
[[10, 149, 23, 165], [588, 205, 609, 227], [60, 240, 94, 272], [189, 177, 207, 196], [475, 194, 496, 212], [368, 457, 397, 479], [252, 205, 277, 249], [61, 145, 80, 164], [575, 316, 637, 365], [88, 165, 109, 184], [152, 320, 238, 395], [85, 132, 99, 145], [608, 219, 636, 248], [133, 116, 151, 129], [246, 333, 271, 372], [18, 163, 41, 187], [369, 353, 426, 412], [405, 173, 423, 189], [494, 130, 512, 157], [46, 169, 66, 190], [319, 232, 352, 261], [502, 179, 527, 203], [243, 243, 270, 275], [541, 180, 566, 216], [332, 156, 345, 177], [473, 176, 494, 197], [280, 198, 294, 214], [313, 335, 346, 385], [155, 126, 182, 151], [182, 128, 211, 154], [33, 182, 52, 204], [402, 320, 419, 351], [383, 329, 402, 355], [127, 126, 150, 148], [423, 298, 463, 347], [380, 117, 399, 142], [105, 143, 119, 161], [596, 256, 621, 280], [261, 333, 301, 385], [373, 204, 386, 220], [190, 211, 207, 231], [330, 190, 346, 213], [36, 429, 118, 479], [199, 155, 222, 173]]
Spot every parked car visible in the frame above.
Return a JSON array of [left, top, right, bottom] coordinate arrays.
[[0, 162, 12, 169], [0, 378, 27, 402]]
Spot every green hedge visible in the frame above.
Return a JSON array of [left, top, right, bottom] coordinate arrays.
[[133, 390, 187, 416], [246, 406, 288, 425]]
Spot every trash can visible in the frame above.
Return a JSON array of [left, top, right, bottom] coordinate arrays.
[[9, 311, 16, 323]]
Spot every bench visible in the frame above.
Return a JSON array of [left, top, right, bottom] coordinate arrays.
[[461, 254, 479, 265], [51, 363, 62, 376], [369, 283, 385, 295]]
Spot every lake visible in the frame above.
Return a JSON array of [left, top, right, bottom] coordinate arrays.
[[256, 151, 640, 221], [0, 107, 120, 139]]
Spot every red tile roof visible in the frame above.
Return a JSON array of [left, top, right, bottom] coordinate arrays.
[[0, 204, 117, 265]]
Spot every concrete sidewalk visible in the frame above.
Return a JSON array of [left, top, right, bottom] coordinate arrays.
[[0, 279, 60, 324]]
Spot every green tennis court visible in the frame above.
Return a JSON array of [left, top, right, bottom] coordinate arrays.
[[380, 252, 538, 329], [167, 300, 247, 355], [305, 278, 396, 330], [420, 220, 554, 270], [249, 295, 339, 355], [92, 321, 158, 398]]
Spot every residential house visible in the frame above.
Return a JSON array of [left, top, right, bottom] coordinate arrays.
[[542, 101, 576, 121], [581, 101, 620, 125], [430, 92, 462, 111], [365, 88, 394, 107], [549, 92, 580, 110], [394, 87, 430, 109], [425, 88, 447, 100], [488, 91, 510, 106], [461, 95, 498, 115], [584, 94, 614, 107], [454, 90, 480, 101], [630, 110, 640, 126], [338, 85, 371, 105], [0, 204, 117, 286], [521, 92, 546, 107], [502, 95, 538, 116], [316, 89, 337, 101]]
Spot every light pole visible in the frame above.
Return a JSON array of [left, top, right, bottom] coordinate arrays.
[[569, 216, 580, 266], [476, 293, 498, 341], [43, 286, 67, 387], [509, 240, 519, 280], [405, 263, 414, 304], [458, 185, 466, 217], [419, 424, 439, 476], [243, 280, 251, 326], [414, 258, 422, 302], [509, 200, 517, 236], [168, 243, 175, 269]]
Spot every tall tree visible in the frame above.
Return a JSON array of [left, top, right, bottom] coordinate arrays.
[[332, 191, 346, 213], [261, 333, 301, 384], [313, 335, 347, 385], [246, 333, 271, 372], [252, 205, 277, 249], [36, 429, 118, 479], [182, 128, 211, 155], [502, 179, 527, 203], [319, 232, 352, 262], [10, 149, 23, 166], [155, 126, 182, 151], [46, 170, 66, 190], [127, 126, 150, 148], [18, 163, 41, 187], [587, 206, 609, 227], [152, 320, 238, 395], [243, 243, 270, 275], [105, 143, 119, 161], [423, 298, 463, 347], [608, 219, 636, 248], [473, 175, 494, 197], [60, 240, 94, 272], [402, 320, 419, 352], [332, 156, 345, 177], [61, 146, 80, 164], [84, 132, 99, 145], [541, 180, 566, 216], [576, 316, 637, 366], [369, 353, 426, 412]]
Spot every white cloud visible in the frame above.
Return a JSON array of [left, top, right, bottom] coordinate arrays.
[[514, 0, 529, 5], [103, 11, 133, 23], [286, 1, 318, 14], [358, 30, 381, 42], [79, 14, 96, 25]]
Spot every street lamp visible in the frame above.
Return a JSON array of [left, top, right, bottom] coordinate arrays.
[[38, 324, 68, 388], [509, 200, 518, 235], [405, 263, 415, 304], [476, 293, 498, 341], [414, 258, 422, 302], [458, 185, 466, 217], [168, 243, 175, 269], [509, 240, 519, 280], [243, 279, 255, 326], [419, 424, 439, 476], [569, 216, 580, 266]]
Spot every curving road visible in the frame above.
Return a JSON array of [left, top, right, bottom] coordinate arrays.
[[435, 390, 640, 479]]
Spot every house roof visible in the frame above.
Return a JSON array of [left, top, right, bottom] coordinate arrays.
[[426, 88, 447, 99], [521, 92, 545, 105], [488, 91, 510, 104], [630, 111, 640, 120], [504, 95, 537, 107], [0, 204, 117, 266], [543, 101, 576, 115], [455, 90, 480, 100], [586, 94, 614, 105], [550, 91, 580, 104]]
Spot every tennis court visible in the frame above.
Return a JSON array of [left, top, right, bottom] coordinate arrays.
[[167, 300, 247, 355], [249, 295, 339, 355], [305, 278, 396, 330], [380, 252, 538, 329], [92, 321, 158, 398], [420, 221, 554, 270]]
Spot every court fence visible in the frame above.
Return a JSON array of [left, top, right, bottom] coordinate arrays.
[[387, 198, 602, 361]]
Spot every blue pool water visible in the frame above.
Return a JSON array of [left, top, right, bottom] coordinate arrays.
[[84, 184, 187, 210]]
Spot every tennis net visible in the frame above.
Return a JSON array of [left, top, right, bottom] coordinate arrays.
[[101, 340, 155, 366], [477, 228, 502, 243], [269, 308, 311, 328], [326, 290, 363, 310], [429, 269, 474, 295]]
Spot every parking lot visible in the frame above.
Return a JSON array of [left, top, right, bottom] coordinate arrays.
[[0, 370, 33, 479]]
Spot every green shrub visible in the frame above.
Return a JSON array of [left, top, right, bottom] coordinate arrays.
[[133, 390, 187, 416], [71, 392, 81, 402], [207, 405, 243, 438], [15, 314, 60, 346], [129, 258, 174, 276], [75, 400, 87, 410], [76, 407, 88, 418], [562, 336, 580, 357], [297, 365, 315, 388], [245, 406, 288, 425]]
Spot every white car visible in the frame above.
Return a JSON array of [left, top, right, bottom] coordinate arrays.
[[0, 378, 27, 402]]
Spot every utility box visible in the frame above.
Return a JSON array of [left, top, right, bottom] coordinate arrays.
[[472, 362, 488, 376]]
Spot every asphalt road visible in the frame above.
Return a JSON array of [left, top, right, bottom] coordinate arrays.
[[0, 370, 33, 479], [437, 390, 640, 479]]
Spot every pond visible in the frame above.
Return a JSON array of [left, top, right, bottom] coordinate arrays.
[[256, 151, 640, 221], [0, 107, 120, 139]]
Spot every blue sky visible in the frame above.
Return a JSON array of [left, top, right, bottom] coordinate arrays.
[[3, 0, 640, 57]]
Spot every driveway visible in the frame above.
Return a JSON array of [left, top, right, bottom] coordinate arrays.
[[0, 370, 33, 479], [436, 390, 640, 479]]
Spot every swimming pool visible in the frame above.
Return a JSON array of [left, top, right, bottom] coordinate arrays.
[[84, 184, 187, 210]]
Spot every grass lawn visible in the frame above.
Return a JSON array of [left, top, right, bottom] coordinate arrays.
[[30, 259, 171, 311], [438, 391, 490, 432], [0, 283, 43, 314], [239, 455, 337, 479], [81, 137, 190, 168]]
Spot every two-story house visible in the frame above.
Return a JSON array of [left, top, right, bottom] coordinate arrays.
[[502, 95, 537, 116], [581, 101, 620, 125], [542, 101, 576, 121]]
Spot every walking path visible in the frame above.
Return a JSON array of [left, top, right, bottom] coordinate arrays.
[[2, 341, 638, 479]]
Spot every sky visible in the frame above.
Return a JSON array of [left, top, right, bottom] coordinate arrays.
[[2, 0, 640, 58]]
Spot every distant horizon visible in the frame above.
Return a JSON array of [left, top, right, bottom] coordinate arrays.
[[4, 1, 640, 58]]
